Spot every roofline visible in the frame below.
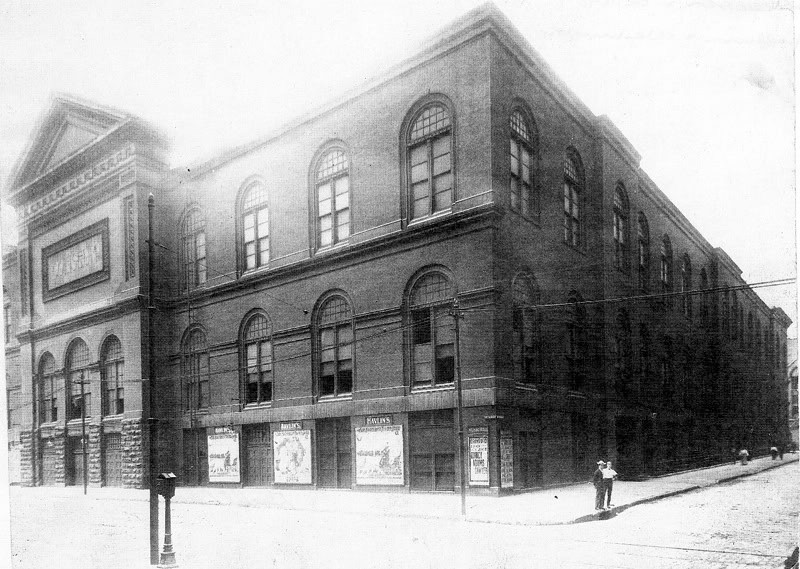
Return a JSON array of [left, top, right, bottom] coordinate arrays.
[[174, 2, 599, 182]]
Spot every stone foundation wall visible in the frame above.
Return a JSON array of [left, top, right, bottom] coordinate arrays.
[[88, 423, 102, 486], [45, 427, 67, 486], [19, 431, 34, 487], [122, 418, 145, 488]]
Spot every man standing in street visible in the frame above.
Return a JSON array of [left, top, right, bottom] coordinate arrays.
[[592, 460, 605, 510], [602, 460, 618, 509]]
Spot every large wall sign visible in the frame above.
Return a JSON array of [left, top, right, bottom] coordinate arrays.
[[42, 218, 109, 301], [468, 435, 489, 486], [355, 425, 404, 485], [207, 428, 240, 483], [273, 429, 312, 484]]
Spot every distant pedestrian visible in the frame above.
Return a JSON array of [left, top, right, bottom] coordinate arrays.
[[739, 449, 749, 465], [770, 446, 779, 460], [601, 461, 618, 508], [779, 444, 784, 460], [592, 460, 605, 510]]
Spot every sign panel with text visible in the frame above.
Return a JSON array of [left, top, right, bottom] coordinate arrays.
[[355, 425, 404, 485], [273, 429, 312, 484]]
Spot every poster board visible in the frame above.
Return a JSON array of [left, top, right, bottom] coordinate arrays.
[[355, 425, 404, 485], [468, 435, 489, 486], [500, 435, 514, 488], [207, 429, 240, 483], [273, 429, 312, 484]]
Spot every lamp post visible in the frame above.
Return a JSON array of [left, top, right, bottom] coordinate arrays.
[[451, 298, 467, 517], [148, 193, 159, 564], [80, 370, 87, 495], [157, 472, 178, 568]]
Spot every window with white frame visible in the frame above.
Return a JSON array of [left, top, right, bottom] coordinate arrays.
[[407, 104, 453, 220], [563, 153, 583, 248], [182, 208, 207, 290], [243, 313, 273, 404], [101, 336, 124, 416], [317, 296, 353, 397], [410, 272, 455, 387], [315, 149, 350, 248], [613, 185, 629, 272], [241, 183, 269, 271], [183, 328, 209, 410], [37, 353, 58, 424], [66, 339, 91, 420], [509, 110, 537, 218]]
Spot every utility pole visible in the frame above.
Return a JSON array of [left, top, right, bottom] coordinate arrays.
[[451, 298, 467, 517], [80, 370, 87, 495], [148, 193, 159, 565]]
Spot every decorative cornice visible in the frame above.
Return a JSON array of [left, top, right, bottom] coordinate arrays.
[[16, 143, 135, 224]]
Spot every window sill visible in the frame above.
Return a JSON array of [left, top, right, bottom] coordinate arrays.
[[317, 394, 353, 403], [183, 408, 211, 415], [240, 265, 271, 279], [407, 209, 452, 228], [101, 414, 124, 422], [315, 241, 350, 256], [411, 383, 454, 393], [243, 401, 273, 409]]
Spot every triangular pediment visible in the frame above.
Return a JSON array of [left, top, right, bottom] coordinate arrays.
[[8, 94, 129, 191]]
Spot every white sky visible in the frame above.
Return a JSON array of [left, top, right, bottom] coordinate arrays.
[[0, 0, 795, 334]]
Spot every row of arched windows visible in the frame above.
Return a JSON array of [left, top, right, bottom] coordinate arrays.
[[35, 336, 124, 425], [177, 97, 593, 291]]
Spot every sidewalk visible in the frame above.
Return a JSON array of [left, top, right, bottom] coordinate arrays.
[[25, 453, 796, 527]]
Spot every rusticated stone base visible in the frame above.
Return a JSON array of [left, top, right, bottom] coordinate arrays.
[[122, 418, 146, 488], [19, 431, 34, 487], [42, 427, 67, 486], [88, 424, 102, 486]]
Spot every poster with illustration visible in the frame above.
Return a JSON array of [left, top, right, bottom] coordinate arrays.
[[469, 435, 489, 486], [273, 429, 312, 484], [207, 429, 240, 483], [500, 435, 514, 488], [355, 425, 404, 485]]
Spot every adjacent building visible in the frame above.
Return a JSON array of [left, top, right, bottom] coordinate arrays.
[[2, 5, 792, 491]]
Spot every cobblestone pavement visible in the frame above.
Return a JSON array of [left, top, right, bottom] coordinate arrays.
[[7, 464, 798, 569]]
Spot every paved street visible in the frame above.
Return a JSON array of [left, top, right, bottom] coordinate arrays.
[[7, 460, 798, 569]]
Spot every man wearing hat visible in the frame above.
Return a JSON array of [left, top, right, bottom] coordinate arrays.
[[592, 460, 605, 510]]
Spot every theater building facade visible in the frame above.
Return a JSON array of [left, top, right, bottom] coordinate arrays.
[[3, 5, 791, 491]]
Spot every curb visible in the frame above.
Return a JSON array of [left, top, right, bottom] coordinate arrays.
[[568, 457, 797, 525]]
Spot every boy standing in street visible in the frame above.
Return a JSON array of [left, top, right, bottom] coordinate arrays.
[[592, 460, 605, 510], [602, 461, 618, 509]]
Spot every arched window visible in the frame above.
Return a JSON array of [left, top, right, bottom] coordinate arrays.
[[731, 292, 739, 341], [747, 313, 754, 350], [613, 185, 629, 272], [181, 208, 207, 291], [240, 182, 269, 271], [241, 313, 273, 405], [565, 291, 587, 391], [182, 328, 209, 410], [409, 271, 455, 387], [699, 268, 709, 324], [637, 213, 650, 293], [509, 110, 537, 218], [65, 339, 91, 420], [315, 148, 350, 248], [613, 309, 632, 395], [407, 103, 453, 220], [681, 254, 692, 319], [563, 152, 584, 248], [37, 353, 57, 424], [316, 295, 353, 397], [101, 336, 124, 416], [660, 236, 673, 307], [511, 273, 540, 383]]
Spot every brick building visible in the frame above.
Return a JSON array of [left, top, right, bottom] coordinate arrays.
[[2, 5, 791, 491]]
